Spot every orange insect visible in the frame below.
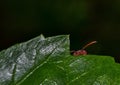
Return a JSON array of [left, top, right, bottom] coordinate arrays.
[[71, 41, 97, 56]]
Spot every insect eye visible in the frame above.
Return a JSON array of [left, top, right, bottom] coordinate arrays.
[[73, 50, 87, 56], [74, 51, 80, 55], [73, 50, 82, 56], [80, 50, 87, 55]]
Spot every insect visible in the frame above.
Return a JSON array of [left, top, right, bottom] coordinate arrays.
[[71, 41, 97, 56]]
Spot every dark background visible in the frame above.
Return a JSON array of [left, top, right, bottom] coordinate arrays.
[[1, 0, 120, 62]]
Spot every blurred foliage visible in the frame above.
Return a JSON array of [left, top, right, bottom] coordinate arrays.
[[1, 0, 120, 62]]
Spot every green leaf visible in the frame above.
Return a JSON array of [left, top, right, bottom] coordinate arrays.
[[64, 55, 120, 85], [0, 35, 120, 85], [0, 35, 70, 85]]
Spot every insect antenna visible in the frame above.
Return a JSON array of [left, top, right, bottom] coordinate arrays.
[[81, 41, 97, 50]]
